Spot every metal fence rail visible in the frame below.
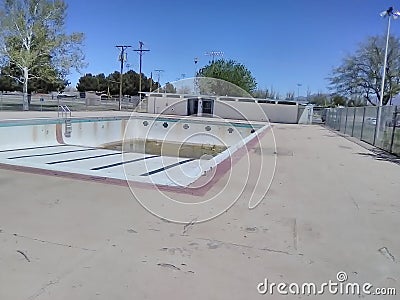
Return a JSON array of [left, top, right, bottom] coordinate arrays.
[[325, 106, 400, 156]]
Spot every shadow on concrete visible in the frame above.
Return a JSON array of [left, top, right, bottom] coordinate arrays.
[[321, 125, 400, 165], [357, 149, 400, 166]]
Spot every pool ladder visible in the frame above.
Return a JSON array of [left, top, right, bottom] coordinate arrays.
[[64, 119, 72, 138], [58, 105, 72, 137]]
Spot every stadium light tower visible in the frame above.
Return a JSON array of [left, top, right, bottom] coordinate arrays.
[[154, 69, 164, 92], [194, 57, 199, 74], [205, 51, 224, 62], [376, 7, 400, 141], [297, 83, 302, 100], [194, 57, 199, 94]]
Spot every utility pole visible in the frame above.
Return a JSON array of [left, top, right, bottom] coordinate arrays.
[[116, 45, 131, 110], [154, 69, 164, 92], [134, 41, 150, 99]]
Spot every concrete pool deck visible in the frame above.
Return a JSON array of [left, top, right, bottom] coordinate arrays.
[[0, 110, 134, 120], [0, 112, 399, 299]]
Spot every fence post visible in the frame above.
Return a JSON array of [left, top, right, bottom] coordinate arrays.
[[373, 106, 379, 146], [390, 106, 398, 153], [360, 107, 366, 140], [344, 107, 349, 133], [333, 109, 336, 129], [326, 110, 330, 127], [351, 108, 356, 136]]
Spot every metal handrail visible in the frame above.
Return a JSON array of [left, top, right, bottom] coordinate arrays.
[[58, 105, 71, 118]]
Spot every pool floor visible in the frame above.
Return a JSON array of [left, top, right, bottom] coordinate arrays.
[[103, 139, 227, 159], [0, 144, 210, 186]]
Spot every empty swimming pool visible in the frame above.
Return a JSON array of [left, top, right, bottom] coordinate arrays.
[[0, 115, 268, 188]]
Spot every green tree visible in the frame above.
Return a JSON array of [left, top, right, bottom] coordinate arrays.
[[0, 64, 65, 93], [122, 70, 140, 95], [347, 96, 367, 107], [308, 93, 330, 107], [0, 0, 85, 110], [77, 73, 98, 92], [141, 74, 156, 93], [331, 94, 347, 107], [123, 71, 155, 95], [0, 65, 20, 91], [163, 82, 176, 93], [95, 73, 108, 93], [76, 71, 158, 96], [196, 59, 257, 96], [29, 77, 66, 93], [105, 71, 120, 95], [329, 35, 400, 106]]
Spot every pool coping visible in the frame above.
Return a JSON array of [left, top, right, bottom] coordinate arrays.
[[0, 114, 266, 129]]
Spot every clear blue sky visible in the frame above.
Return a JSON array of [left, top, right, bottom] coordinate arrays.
[[64, 0, 400, 96]]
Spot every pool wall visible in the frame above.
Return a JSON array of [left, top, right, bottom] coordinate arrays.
[[58, 116, 261, 148], [0, 116, 264, 151], [145, 94, 300, 123], [0, 123, 59, 150], [0, 116, 268, 190]]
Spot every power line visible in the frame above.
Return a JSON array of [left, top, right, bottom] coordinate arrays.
[[134, 41, 150, 98], [116, 45, 131, 110]]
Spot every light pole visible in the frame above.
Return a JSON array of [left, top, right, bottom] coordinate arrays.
[[194, 57, 199, 94], [149, 72, 153, 93], [154, 69, 164, 92], [376, 7, 400, 141], [297, 83, 302, 101]]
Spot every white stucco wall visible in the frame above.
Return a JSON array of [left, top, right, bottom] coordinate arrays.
[[146, 94, 299, 123]]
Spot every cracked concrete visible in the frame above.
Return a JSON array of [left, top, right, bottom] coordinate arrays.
[[0, 120, 399, 299], [9, 232, 97, 252]]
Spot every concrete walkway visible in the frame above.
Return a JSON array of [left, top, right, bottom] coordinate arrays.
[[0, 120, 399, 299]]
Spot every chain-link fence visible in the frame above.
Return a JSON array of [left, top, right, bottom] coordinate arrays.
[[325, 106, 400, 156], [0, 93, 140, 111]]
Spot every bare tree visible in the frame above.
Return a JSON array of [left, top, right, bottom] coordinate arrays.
[[285, 91, 295, 100], [329, 35, 400, 106]]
